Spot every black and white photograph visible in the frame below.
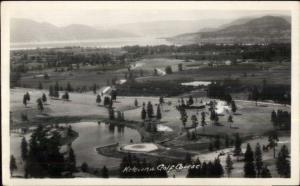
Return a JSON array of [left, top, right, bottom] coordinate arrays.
[[1, 1, 299, 185]]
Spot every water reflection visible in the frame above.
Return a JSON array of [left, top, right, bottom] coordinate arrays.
[[69, 121, 140, 168]]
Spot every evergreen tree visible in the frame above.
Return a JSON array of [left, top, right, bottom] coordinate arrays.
[[42, 93, 47, 103], [214, 158, 224, 177], [26, 92, 30, 101], [10, 155, 17, 176], [92, 84, 97, 94], [21, 137, 28, 160], [141, 106, 147, 121], [268, 132, 279, 158], [261, 165, 272, 178], [23, 94, 28, 106], [244, 143, 256, 178], [37, 98, 44, 111], [134, 98, 138, 107], [108, 107, 115, 120], [66, 82, 73, 92], [178, 63, 183, 71], [208, 142, 214, 151], [188, 96, 194, 105], [191, 115, 198, 133], [38, 81, 43, 89], [147, 101, 154, 118], [49, 85, 54, 97], [156, 105, 162, 120], [96, 94, 101, 104], [214, 135, 221, 149], [68, 147, 76, 173], [165, 66, 173, 74], [276, 145, 290, 178], [54, 81, 60, 97], [255, 143, 263, 177], [234, 133, 242, 159], [159, 96, 164, 104], [102, 166, 109, 178], [230, 101, 236, 113], [81, 162, 89, 172], [225, 154, 233, 177], [103, 96, 111, 106]]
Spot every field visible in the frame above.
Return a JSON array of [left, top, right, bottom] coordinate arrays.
[[10, 87, 290, 177]]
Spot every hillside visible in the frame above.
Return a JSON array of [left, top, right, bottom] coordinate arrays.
[[110, 19, 229, 38], [10, 18, 137, 43], [168, 16, 291, 44]]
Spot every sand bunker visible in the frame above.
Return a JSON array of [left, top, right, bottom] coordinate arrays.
[[215, 101, 231, 114], [181, 81, 211, 87], [157, 124, 173, 132], [122, 143, 158, 152]]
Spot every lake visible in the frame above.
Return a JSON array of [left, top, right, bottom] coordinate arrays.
[[70, 121, 141, 169], [11, 37, 173, 50]]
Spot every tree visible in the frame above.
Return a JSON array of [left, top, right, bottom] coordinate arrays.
[[61, 92, 69, 100], [231, 100, 237, 113], [214, 158, 224, 177], [271, 110, 277, 127], [23, 94, 28, 107], [102, 166, 109, 178], [165, 66, 173, 74], [191, 115, 198, 133], [159, 96, 164, 104], [68, 147, 76, 173], [261, 165, 272, 178], [147, 101, 154, 118], [49, 85, 54, 97], [234, 133, 242, 160], [134, 98, 138, 107], [42, 93, 47, 103], [252, 86, 259, 106], [244, 143, 256, 178], [178, 63, 183, 71], [141, 106, 147, 121], [268, 132, 279, 158], [81, 162, 89, 172], [92, 84, 97, 94], [66, 82, 73, 92], [208, 142, 213, 151], [37, 98, 44, 111], [26, 92, 30, 101], [54, 81, 60, 97], [156, 105, 162, 120], [103, 96, 111, 106], [10, 155, 17, 176], [214, 135, 221, 149], [108, 107, 115, 120], [26, 125, 65, 178], [225, 154, 233, 177], [180, 108, 188, 127], [188, 96, 194, 105], [255, 143, 263, 177], [96, 94, 101, 104], [276, 145, 290, 178], [21, 137, 28, 160], [38, 81, 43, 89]]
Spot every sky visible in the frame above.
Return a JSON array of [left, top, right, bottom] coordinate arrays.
[[6, 1, 291, 27]]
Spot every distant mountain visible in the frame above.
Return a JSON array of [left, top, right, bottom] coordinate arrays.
[[168, 16, 291, 45], [110, 19, 230, 38], [10, 18, 137, 43]]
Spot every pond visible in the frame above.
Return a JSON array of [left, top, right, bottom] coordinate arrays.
[[10, 121, 141, 171], [69, 121, 141, 169]]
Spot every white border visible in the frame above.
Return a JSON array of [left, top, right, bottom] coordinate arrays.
[[1, 1, 300, 185]]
